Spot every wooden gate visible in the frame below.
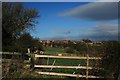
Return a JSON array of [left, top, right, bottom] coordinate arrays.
[[30, 54, 104, 79]]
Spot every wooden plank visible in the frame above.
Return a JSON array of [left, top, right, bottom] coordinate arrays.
[[35, 71, 104, 78], [35, 54, 102, 60], [0, 52, 20, 55], [34, 65, 103, 69]]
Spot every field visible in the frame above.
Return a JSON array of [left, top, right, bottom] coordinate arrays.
[[2, 47, 103, 79], [35, 47, 86, 75], [34, 57, 103, 76], [44, 47, 65, 53], [35, 58, 86, 73]]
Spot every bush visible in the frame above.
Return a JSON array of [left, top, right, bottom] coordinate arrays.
[[65, 47, 75, 54]]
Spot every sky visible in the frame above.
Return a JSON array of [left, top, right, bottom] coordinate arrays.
[[1, 0, 119, 2], [24, 2, 119, 41]]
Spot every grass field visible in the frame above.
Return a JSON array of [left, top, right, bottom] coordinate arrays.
[[48, 58, 86, 66], [44, 47, 65, 53], [44, 47, 77, 56], [46, 59, 86, 74], [35, 58, 87, 75], [34, 57, 103, 76]]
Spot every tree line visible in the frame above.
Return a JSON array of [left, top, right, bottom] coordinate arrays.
[[2, 2, 43, 54]]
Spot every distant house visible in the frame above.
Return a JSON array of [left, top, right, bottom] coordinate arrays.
[[63, 40, 68, 44], [93, 41, 102, 46], [87, 42, 94, 46], [71, 40, 77, 44]]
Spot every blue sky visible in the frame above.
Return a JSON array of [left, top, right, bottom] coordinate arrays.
[[24, 2, 118, 41]]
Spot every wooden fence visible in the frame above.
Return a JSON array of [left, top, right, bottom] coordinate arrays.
[[31, 54, 104, 79]]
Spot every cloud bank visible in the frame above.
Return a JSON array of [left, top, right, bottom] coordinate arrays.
[[42, 2, 119, 41], [61, 2, 118, 21], [79, 23, 118, 40], [44, 23, 118, 41], [58, 2, 118, 41]]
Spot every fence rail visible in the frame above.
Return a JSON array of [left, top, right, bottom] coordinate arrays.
[[31, 54, 103, 79], [35, 54, 102, 60], [34, 65, 103, 69], [35, 71, 104, 78]]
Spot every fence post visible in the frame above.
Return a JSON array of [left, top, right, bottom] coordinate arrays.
[[86, 54, 89, 80], [28, 48, 30, 53], [30, 53, 35, 70], [47, 56, 49, 65], [28, 48, 31, 62]]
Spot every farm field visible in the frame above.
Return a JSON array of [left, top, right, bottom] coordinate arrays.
[[34, 57, 103, 77], [43, 47, 77, 56], [48, 58, 86, 66], [44, 47, 65, 53], [35, 58, 86, 75], [2, 50, 103, 79]]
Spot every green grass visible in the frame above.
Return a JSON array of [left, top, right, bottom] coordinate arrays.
[[44, 47, 65, 53], [35, 58, 87, 74], [35, 58, 103, 76], [33, 46, 103, 78], [49, 58, 86, 74], [48, 58, 86, 66]]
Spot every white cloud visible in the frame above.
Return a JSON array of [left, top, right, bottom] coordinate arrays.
[[61, 2, 118, 21], [78, 23, 118, 40], [43, 23, 118, 41], [97, 0, 119, 2], [93, 24, 118, 33]]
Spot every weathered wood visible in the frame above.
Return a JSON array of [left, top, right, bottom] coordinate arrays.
[[28, 48, 30, 53], [34, 65, 103, 69], [35, 54, 102, 60], [47, 57, 49, 65], [50, 59, 56, 70], [33, 54, 103, 78], [86, 54, 89, 79], [0, 52, 20, 55], [35, 71, 104, 78]]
